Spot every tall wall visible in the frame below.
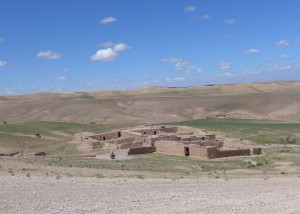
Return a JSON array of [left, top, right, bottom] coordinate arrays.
[[183, 140, 223, 148], [215, 149, 250, 158], [188, 145, 210, 158], [159, 126, 178, 133], [82, 138, 101, 149], [128, 146, 156, 155], [155, 141, 185, 156], [122, 131, 143, 138], [133, 128, 159, 136], [116, 137, 135, 144], [189, 146, 251, 159], [95, 131, 121, 141], [74, 133, 82, 142]]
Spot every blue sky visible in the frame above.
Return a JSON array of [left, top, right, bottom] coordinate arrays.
[[1, 0, 300, 94]]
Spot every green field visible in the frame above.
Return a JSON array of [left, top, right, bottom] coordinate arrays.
[[1, 119, 300, 178], [168, 119, 300, 145]]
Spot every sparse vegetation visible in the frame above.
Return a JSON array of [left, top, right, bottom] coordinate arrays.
[[0, 121, 129, 155]]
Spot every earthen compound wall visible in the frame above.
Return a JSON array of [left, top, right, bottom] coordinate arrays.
[[90, 131, 121, 141], [82, 138, 101, 149], [73, 125, 261, 159], [224, 141, 262, 155], [214, 149, 250, 158], [159, 126, 178, 133], [128, 146, 156, 155], [155, 141, 185, 156]]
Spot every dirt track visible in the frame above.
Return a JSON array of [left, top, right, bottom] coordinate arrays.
[[1, 176, 300, 213]]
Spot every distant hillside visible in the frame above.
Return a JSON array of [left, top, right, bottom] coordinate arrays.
[[1, 81, 300, 124]]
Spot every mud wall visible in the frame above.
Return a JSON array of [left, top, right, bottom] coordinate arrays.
[[96, 131, 121, 141], [74, 133, 82, 142], [188, 145, 210, 158], [224, 141, 261, 155], [155, 141, 185, 156], [214, 149, 251, 158], [253, 147, 262, 155], [82, 138, 101, 149], [116, 137, 135, 144], [128, 146, 156, 155], [133, 129, 159, 136], [122, 131, 143, 138], [183, 140, 223, 148], [159, 126, 178, 133]]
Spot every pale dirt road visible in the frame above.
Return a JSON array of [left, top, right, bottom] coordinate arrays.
[[1, 176, 300, 214]]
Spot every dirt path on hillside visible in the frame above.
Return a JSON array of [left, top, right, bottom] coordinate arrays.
[[0, 176, 299, 214]]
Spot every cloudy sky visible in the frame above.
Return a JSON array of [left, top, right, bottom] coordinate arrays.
[[1, 0, 300, 95]]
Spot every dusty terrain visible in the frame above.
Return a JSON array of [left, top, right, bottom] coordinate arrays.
[[1, 176, 300, 214], [1, 81, 300, 124], [1, 81, 300, 213]]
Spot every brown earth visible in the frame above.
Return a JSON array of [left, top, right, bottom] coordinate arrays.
[[1, 81, 300, 124], [1, 176, 300, 214]]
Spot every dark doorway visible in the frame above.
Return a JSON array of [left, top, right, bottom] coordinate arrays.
[[103, 136, 106, 141], [154, 131, 157, 135], [184, 147, 190, 156], [118, 131, 121, 138]]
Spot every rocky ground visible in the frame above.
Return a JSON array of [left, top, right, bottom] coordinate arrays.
[[1, 176, 300, 214]]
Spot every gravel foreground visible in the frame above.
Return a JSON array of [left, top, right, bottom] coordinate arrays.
[[1, 176, 300, 214]]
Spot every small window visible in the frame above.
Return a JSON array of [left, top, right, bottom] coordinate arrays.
[[154, 131, 157, 135], [103, 136, 106, 141], [118, 131, 121, 138]]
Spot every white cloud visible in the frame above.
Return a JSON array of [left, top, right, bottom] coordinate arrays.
[[242, 49, 261, 54], [56, 76, 67, 80], [224, 19, 235, 24], [113, 43, 129, 52], [91, 43, 129, 61], [276, 40, 290, 46], [91, 48, 118, 61], [194, 15, 211, 20], [217, 60, 231, 69], [99, 17, 116, 24], [184, 5, 196, 13], [0, 60, 7, 67], [37, 50, 62, 59], [162, 57, 203, 73], [0, 37, 3, 43]]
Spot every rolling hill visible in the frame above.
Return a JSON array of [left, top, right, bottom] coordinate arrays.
[[1, 81, 300, 124]]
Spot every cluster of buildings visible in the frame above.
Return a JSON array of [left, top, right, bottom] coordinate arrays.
[[74, 125, 261, 159]]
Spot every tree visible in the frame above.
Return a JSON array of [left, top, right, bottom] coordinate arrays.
[[280, 135, 297, 149]]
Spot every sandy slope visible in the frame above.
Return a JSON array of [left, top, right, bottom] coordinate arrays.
[[1, 176, 300, 214], [1, 81, 300, 124]]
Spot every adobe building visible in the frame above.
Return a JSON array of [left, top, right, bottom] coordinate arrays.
[[74, 125, 261, 159]]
